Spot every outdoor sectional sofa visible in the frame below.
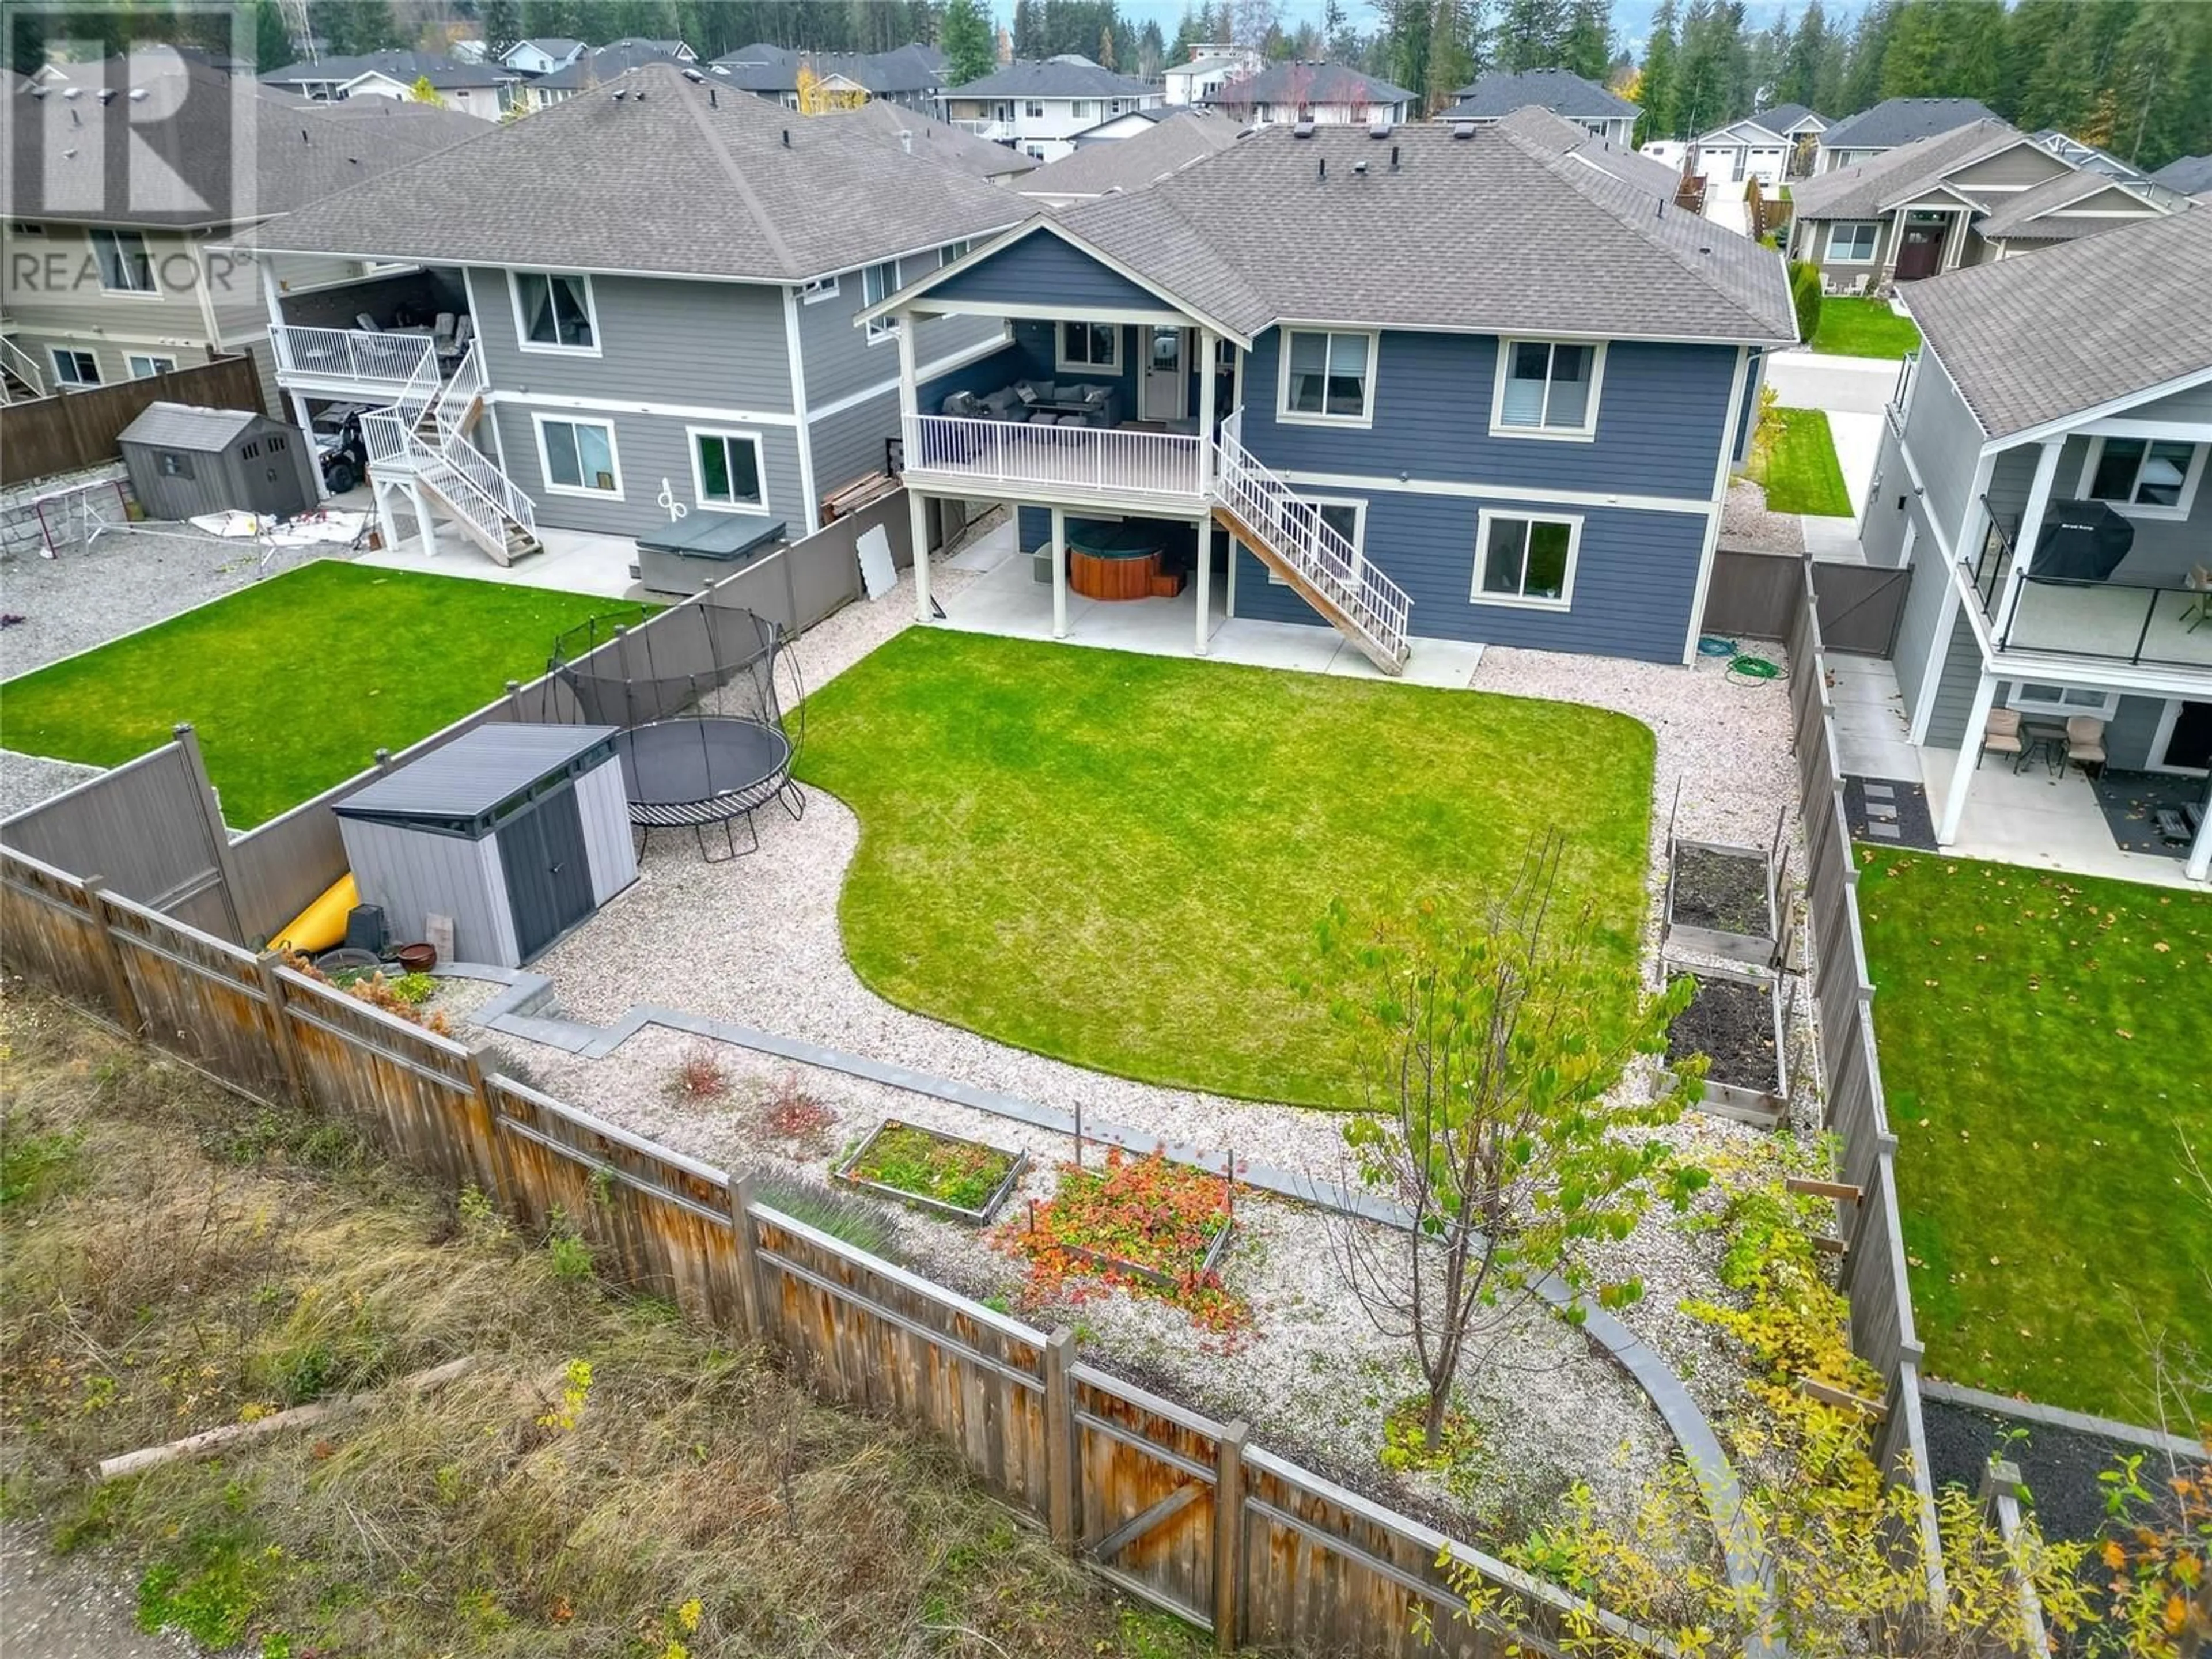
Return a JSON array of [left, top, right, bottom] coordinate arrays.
[[941, 379, 1123, 427]]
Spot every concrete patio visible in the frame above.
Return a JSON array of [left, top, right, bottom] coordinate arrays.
[[358, 502, 642, 598], [1920, 743, 2204, 890], [938, 518, 1488, 689]]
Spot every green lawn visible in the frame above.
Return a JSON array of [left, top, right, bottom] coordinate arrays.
[[1754, 406, 1854, 516], [1858, 851, 2212, 1421], [796, 630, 1655, 1108], [1810, 297, 1922, 359], [0, 563, 619, 827]]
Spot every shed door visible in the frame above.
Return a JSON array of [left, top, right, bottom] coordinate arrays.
[[498, 790, 594, 962]]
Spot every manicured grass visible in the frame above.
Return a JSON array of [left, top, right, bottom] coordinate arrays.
[[1809, 296, 1922, 359], [796, 630, 1654, 1108], [1857, 850, 2212, 1421], [1753, 406, 1854, 517], [0, 563, 620, 828]]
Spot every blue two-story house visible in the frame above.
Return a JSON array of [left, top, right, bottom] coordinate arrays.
[[864, 106, 1797, 672]]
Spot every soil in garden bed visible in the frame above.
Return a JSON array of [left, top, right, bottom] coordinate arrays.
[[1671, 846, 1772, 938], [1667, 974, 1780, 1092], [846, 1121, 1017, 1213]]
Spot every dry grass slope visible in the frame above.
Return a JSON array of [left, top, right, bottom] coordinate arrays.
[[0, 992, 1210, 1659]]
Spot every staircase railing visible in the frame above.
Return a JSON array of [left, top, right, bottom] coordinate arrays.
[[0, 334, 47, 400], [361, 339, 536, 551], [427, 338, 487, 437], [434, 439, 537, 541], [1212, 411, 1412, 662]]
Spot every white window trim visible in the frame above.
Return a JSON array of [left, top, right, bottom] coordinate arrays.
[[798, 274, 839, 304], [863, 262, 901, 342], [1470, 507, 1581, 611], [529, 410, 623, 499], [2005, 682, 2120, 719], [1267, 493, 1365, 585], [1274, 327, 1378, 430], [2076, 434, 2206, 522], [126, 353, 177, 379], [685, 425, 771, 516], [507, 269, 603, 358], [1488, 338, 1606, 443], [49, 347, 99, 385], [940, 239, 971, 268], [89, 227, 158, 297], [1054, 320, 1123, 374], [1825, 220, 1880, 264]]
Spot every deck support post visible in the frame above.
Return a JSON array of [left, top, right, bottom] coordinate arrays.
[[2188, 784, 2212, 882], [907, 486, 931, 623], [897, 312, 931, 623], [1993, 439, 2063, 639], [1193, 509, 1211, 654], [403, 478, 436, 558], [370, 477, 400, 555], [1050, 506, 1067, 639], [1214, 1418, 1248, 1650], [1936, 669, 1998, 846]]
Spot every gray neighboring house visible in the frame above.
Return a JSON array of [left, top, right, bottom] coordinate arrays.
[[1, 57, 483, 408], [500, 38, 586, 75], [1016, 110, 1244, 206], [240, 60, 1024, 560], [516, 40, 694, 109], [260, 50, 520, 120], [1440, 69, 1637, 146], [818, 99, 1037, 180], [1789, 119, 2192, 289], [1813, 96, 1995, 173], [937, 59, 1162, 163], [713, 42, 948, 112], [2150, 154, 2212, 198], [1687, 103, 1828, 188], [1196, 61, 1415, 128], [1858, 206, 2212, 879]]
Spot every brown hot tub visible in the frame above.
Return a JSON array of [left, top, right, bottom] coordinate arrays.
[[1065, 525, 1166, 601]]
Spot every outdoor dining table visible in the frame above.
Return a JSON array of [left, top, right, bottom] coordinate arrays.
[[2017, 719, 2069, 776]]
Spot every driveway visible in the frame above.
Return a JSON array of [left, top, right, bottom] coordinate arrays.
[[1765, 350, 1897, 415]]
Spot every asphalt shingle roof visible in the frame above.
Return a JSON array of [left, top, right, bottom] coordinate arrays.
[[1787, 118, 2025, 222], [264, 50, 513, 89], [1041, 116, 1793, 344], [1749, 102, 1822, 134], [1017, 111, 1243, 199], [5, 60, 489, 228], [1904, 207, 2212, 438], [1499, 105, 1683, 195], [512, 38, 582, 58], [2150, 153, 2212, 196], [1818, 96, 1995, 153], [1196, 61, 1413, 109], [710, 42, 944, 95], [1446, 67, 1637, 120], [118, 402, 266, 448], [1973, 170, 2164, 241], [821, 99, 1036, 177], [943, 59, 1154, 99], [241, 62, 1026, 281], [531, 41, 687, 90]]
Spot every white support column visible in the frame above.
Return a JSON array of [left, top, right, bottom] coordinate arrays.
[[1049, 506, 1067, 639], [1936, 669, 1999, 845], [370, 478, 400, 553], [257, 256, 289, 367], [404, 480, 436, 557], [291, 392, 329, 500], [907, 484, 931, 623], [1196, 327, 1218, 497], [895, 306, 920, 427], [1193, 511, 1211, 654], [1992, 439, 2063, 643], [2188, 785, 2212, 883]]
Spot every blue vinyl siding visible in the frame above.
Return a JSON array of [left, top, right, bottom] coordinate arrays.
[[929, 231, 1171, 312], [1240, 328, 1736, 499], [919, 320, 1165, 415], [1232, 491, 1709, 663]]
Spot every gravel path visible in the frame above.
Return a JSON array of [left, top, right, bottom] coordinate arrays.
[[1718, 478, 1804, 554], [0, 1523, 196, 1659], [0, 751, 103, 819]]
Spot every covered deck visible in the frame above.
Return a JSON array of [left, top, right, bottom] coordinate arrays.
[[260, 257, 476, 404]]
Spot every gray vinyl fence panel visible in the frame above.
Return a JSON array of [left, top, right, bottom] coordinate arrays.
[[1702, 548, 1802, 641]]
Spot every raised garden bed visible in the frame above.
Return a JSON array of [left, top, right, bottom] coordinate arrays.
[[1664, 961, 1789, 1128], [1665, 839, 1781, 967], [835, 1119, 1027, 1224], [1000, 1149, 1237, 1302]]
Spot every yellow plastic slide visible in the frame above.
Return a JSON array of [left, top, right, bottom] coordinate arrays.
[[268, 873, 357, 955]]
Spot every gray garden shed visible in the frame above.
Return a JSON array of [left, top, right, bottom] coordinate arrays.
[[333, 725, 638, 968], [116, 402, 320, 521]]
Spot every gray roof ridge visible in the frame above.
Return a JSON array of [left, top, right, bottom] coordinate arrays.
[[672, 76, 798, 276], [1497, 121, 1778, 338]]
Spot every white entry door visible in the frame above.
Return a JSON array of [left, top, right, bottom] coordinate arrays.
[[1141, 325, 1185, 423]]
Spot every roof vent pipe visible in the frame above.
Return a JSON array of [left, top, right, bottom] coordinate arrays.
[[1317, 156, 1325, 182], [709, 87, 717, 106], [1391, 143, 1399, 170]]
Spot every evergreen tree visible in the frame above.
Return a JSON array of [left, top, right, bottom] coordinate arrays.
[[1839, 0, 1891, 114], [1561, 0, 1609, 82], [251, 0, 292, 68], [940, 0, 993, 83], [479, 0, 522, 54], [1425, 0, 1471, 112], [1772, 0, 1819, 108], [2105, 0, 2198, 164], [1010, 0, 1039, 56], [1138, 17, 1165, 73], [1493, 0, 1564, 71], [1636, 0, 1678, 141]]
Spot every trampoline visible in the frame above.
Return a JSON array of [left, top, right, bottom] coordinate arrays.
[[544, 602, 804, 861]]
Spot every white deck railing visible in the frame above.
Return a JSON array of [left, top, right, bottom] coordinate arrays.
[[360, 337, 536, 554], [1214, 411, 1412, 664], [0, 334, 47, 400], [271, 325, 437, 388], [903, 413, 1204, 501]]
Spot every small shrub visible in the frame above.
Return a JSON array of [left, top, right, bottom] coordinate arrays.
[[544, 1209, 593, 1282], [760, 1073, 835, 1154], [665, 1046, 731, 1106], [1787, 259, 1823, 344], [285, 957, 452, 1036], [751, 1175, 902, 1262]]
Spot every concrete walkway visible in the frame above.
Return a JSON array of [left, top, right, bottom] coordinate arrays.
[[1764, 349, 1898, 415], [1826, 656, 1920, 780], [445, 963, 1765, 1600]]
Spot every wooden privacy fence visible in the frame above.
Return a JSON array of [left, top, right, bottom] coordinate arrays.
[[0, 354, 266, 486], [1784, 565, 1948, 1613], [0, 842, 1666, 1659]]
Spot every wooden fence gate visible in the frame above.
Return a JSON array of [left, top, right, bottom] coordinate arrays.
[[1812, 563, 1911, 657]]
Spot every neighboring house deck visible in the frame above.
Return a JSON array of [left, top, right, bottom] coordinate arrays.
[[1858, 207, 2212, 880], [863, 108, 1792, 676], [1440, 69, 1637, 147], [235, 62, 1024, 569], [1196, 61, 1414, 129]]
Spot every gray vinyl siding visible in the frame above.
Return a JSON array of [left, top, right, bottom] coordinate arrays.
[[808, 387, 900, 497], [1983, 444, 2038, 538], [1889, 515, 1955, 719], [338, 815, 517, 968], [1240, 329, 1736, 499], [468, 268, 794, 411], [928, 232, 1169, 312], [485, 400, 804, 538], [1232, 489, 1712, 664], [1900, 348, 1986, 551], [1950, 146, 2073, 191], [1921, 609, 1984, 748], [796, 263, 1007, 410], [2128, 384, 2212, 425], [1989, 431, 2211, 584], [2103, 694, 2171, 771], [574, 756, 637, 904], [1861, 417, 1922, 569], [1, 223, 219, 345]]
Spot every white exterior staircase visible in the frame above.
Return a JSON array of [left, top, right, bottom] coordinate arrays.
[[363, 340, 541, 566], [1210, 413, 1412, 675]]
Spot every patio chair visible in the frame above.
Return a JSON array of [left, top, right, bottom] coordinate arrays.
[[1977, 707, 2023, 771], [354, 313, 381, 332], [2065, 715, 2107, 778], [2184, 563, 2212, 632], [454, 314, 474, 352], [431, 311, 458, 360]]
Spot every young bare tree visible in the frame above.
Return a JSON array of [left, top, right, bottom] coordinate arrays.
[[1302, 836, 1707, 1450]]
